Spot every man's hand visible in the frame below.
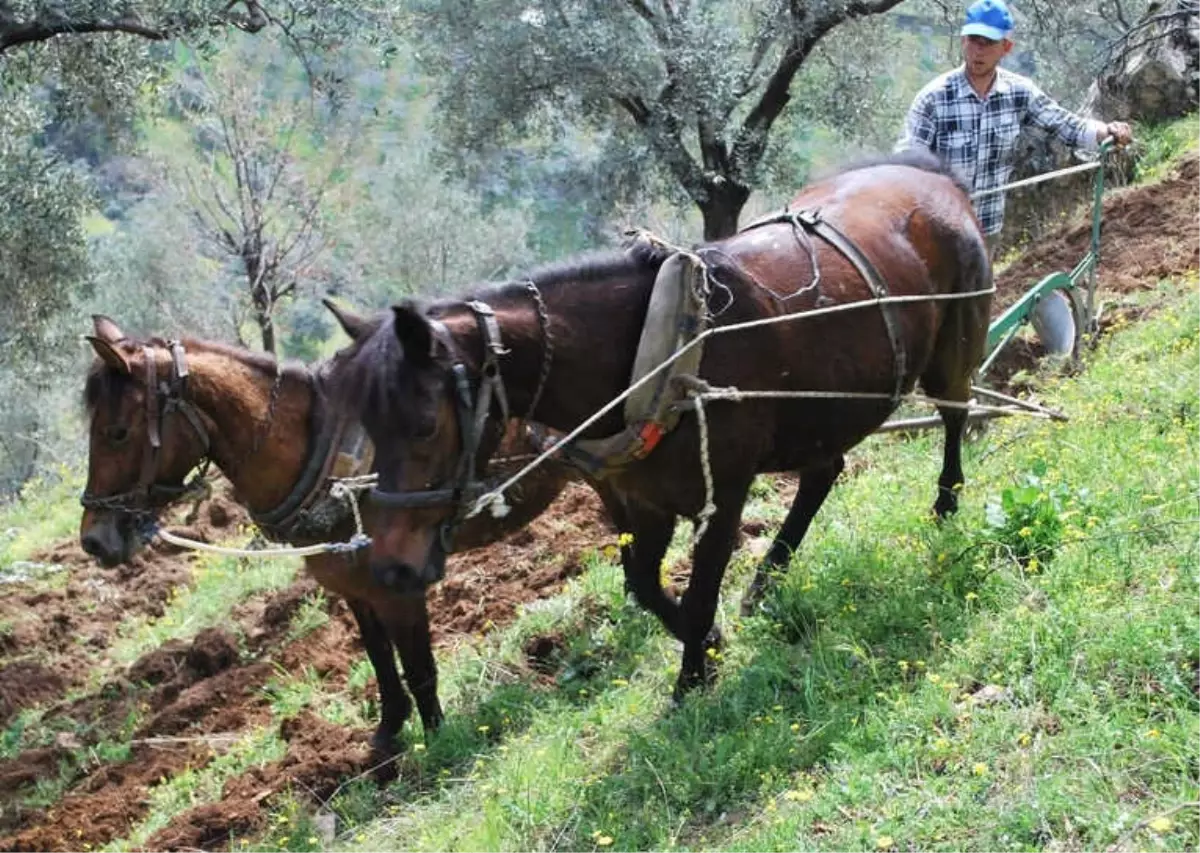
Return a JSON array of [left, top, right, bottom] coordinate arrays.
[[1104, 121, 1134, 146]]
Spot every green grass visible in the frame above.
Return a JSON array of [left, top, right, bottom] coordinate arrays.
[[0, 464, 85, 571], [296, 278, 1195, 852], [114, 727, 288, 851], [1132, 113, 1199, 184]]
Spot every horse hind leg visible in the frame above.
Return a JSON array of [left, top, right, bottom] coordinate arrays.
[[740, 458, 844, 616], [922, 306, 987, 519]]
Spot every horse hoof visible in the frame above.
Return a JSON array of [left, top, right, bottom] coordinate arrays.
[[369, 725, 400, 756]]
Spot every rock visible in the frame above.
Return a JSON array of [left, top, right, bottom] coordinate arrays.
[[1083, 0, 1199, 124]]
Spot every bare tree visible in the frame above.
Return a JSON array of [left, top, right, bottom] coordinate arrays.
[[178, 59, 342, 354]]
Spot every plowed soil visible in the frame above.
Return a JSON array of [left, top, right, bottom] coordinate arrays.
[[0, 153, 1195, 852]]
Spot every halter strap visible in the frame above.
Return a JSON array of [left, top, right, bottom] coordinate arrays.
[[81, 341, 212, 515]]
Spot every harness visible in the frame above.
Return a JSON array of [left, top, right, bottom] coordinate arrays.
[[367, 294, 551, 571], [81, 342, 212, 517], [741, 207, 908, 402], [81, 341, 375, 547]]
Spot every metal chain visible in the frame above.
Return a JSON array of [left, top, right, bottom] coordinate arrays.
[[521, 280, 554, 428]]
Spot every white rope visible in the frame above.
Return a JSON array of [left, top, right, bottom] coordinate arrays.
[[467, 285, 996, 519], [151, 475, 377, 559], [970, 159, 1101, 200], [687, 386, 1048, 419], [690, 394, 717, 544]]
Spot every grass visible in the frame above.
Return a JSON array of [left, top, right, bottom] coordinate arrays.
[[0, 463, 85, 571], [109, 547, 303, 667], [1131, 113, 1200, 185]]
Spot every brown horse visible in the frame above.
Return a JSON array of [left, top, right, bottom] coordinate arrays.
[[326, 151, 993, 700], [79, 316, 574, 752]]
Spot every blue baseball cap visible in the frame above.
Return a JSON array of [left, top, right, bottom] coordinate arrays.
[[961, 0, 1014, 41]]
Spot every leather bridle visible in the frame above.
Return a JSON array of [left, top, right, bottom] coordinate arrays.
[[367, 287, 553, 564], [80, 341, 212, 517]]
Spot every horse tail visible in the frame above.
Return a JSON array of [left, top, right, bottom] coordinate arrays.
[[920, 207, 993, 402]]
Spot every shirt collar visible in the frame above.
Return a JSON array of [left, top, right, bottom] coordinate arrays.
[[953, 64, 1012, 101]]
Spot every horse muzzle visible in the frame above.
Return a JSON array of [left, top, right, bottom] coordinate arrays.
[[80, 515, 138, 567], [368, 536, 447, 595]]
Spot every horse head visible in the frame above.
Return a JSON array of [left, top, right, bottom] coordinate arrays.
[[325, 299, 475, 595], [80, 316, 212, 566]]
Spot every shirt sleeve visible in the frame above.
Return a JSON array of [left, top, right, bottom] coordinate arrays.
[[896, 91, 938, 153], [1022, 81, 1106, 150]]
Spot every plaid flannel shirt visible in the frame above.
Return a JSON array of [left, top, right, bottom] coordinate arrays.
[[896, 66, 1105, 235]]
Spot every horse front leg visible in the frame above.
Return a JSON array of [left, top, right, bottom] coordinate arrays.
[[391, 596, 444, 736], [346, 599, 412, 755], [675, 479, 753, 701], [741, 457, 844, 616], [599, 486, 686, 640]]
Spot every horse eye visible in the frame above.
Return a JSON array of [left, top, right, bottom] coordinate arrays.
[[103, 425, 130, 446]]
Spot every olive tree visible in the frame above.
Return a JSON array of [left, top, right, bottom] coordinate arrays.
[[409, 0, 906, 240]]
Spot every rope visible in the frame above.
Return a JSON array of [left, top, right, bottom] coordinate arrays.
[[150, 475, 377, 559], [466, 285, 996, 520], [690, 394, 717, 544], [684, 384, 1043, 418]]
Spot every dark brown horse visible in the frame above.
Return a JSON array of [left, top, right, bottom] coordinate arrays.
[[79, 316, 573, 752], [326, 151, 993, 700]]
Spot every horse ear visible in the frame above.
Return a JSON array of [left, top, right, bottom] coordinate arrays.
[[86, 336, 132, 375], [322, 297, 372, 342], [91, 315, 125, 343], [391, 303, 436, 366]]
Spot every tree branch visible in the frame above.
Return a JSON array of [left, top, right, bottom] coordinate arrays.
[[730, 0, 905, 182], [0, 1, 269, 54]]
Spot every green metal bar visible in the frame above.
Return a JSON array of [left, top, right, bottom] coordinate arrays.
[[986, 271, 1073, 352], [1084, 140, 1113, 334], [983, 139, 1112, 358]]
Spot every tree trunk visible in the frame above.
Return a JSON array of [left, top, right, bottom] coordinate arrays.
[[699, 182, 751, 241], [256, 310, 276, 355]]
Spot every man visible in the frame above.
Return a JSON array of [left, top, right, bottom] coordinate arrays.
[[897, 0, 1133, 353], [897, 0, 1133, 252]]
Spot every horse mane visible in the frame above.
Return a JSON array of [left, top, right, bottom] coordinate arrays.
[[431, 246, 667, 312], [325, 309, 437, 438], [83, 334, 311, 414], [824, 149, 970, 196]]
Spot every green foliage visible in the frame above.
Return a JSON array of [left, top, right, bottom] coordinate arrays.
[[0, 103, 91, 351], [1132, 113, 1200, 184], [983, 459, 1075, 566]]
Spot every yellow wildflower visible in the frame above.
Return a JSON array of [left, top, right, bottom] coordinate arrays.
[[1149, 817, 1173, 833]]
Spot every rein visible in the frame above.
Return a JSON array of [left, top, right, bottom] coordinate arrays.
[[368, 285, 553, 553], [81, 341, 212, 516]]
